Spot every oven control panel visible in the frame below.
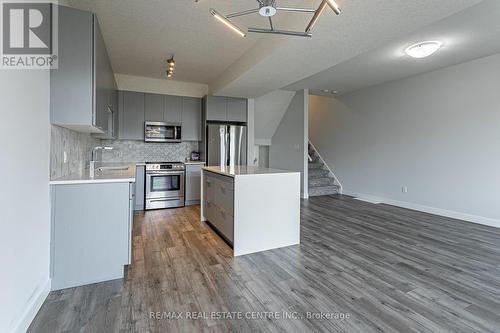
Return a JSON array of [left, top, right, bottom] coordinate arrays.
[[146, 163, 185, 171]]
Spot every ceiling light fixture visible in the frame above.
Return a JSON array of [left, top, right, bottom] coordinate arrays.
[[325, 0, 341, 15], [210, 8, 247, 37], [166, 57, 175, 79], [210, 0, 342, 38], [405, 41, 442, 59]]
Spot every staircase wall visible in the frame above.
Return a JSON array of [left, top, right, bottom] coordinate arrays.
[[254, 90, 296, 144], [270, 90, 309, 198]]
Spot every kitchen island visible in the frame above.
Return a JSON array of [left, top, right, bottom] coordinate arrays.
[[201, 166, 301, 256]]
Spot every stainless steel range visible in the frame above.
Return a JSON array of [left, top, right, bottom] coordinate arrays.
[[145, 162, 185, 210]]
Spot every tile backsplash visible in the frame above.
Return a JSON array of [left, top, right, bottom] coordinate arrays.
[[100, 140, 199, 163], [50, 125, 199, 179], [50, 125, 100, 180]]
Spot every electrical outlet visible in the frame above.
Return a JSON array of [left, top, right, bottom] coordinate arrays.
[[63, 151, 67, 164], [402, 186, 408, 193]]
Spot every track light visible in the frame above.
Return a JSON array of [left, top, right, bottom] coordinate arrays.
[[210, 8, 246, 37], [325, 0, 341, 15], [166, 57, 175, 79]]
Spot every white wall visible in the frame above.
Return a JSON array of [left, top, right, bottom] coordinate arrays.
[[309, 53, 500, 226], [270, 90, 309, 198], [115, 73, 208, 98], [0, 70, 51, 332], [254, 90, 296, 145]]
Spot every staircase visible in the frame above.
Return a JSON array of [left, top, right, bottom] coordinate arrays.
[[308, 143, 341, 197]]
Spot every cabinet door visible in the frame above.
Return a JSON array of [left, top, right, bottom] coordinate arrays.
[[50, 6, 94, 127], [186, 164, 202, 203], [227, 98, 247, 122], [164, 95, 183, 123], [182, 97, 202, 141], [134, 165, 145, 210], [110, 88, 119, 139], [119, 91, 145, 140], [144, 93, 164, 121], [93, 17, 110, 132], [206, 96, 227, 121]]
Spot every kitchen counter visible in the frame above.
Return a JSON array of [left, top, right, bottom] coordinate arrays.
[[203, 165, 295, 177], [184, 161, 206, 165], [50, 163, 136, 185]]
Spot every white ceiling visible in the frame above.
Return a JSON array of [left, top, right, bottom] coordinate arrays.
[[67, 0, 486, 97], [66, 0, 305, 83], [287, 0, 500, 96]]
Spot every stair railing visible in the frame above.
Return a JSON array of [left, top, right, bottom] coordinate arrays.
[[308, 141, 343, 194]]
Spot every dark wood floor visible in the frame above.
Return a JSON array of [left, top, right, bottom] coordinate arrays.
[[29, 195, 500, 332]]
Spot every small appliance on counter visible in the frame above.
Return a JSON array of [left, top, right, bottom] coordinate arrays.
[[190, 151, 200, 161]]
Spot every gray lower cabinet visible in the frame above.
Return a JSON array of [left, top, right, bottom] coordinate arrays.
[[205, 96, 247, 122], [51, 5, 116, 133], [182, 97, 202, 141], [185, 163, 204, 205], [203, 171, 234, 243], [51, 182, 133, 290], [119, 91, 145, 140], [135, 165, 145, 210]]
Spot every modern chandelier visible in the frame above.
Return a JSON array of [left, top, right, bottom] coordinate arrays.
[[209, 0, 342, 38]]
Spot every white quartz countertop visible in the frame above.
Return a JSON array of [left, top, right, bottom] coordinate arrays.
[[184, 161, 205, 165], [203, 165, 299, 177], [50, 163, 137, 185]]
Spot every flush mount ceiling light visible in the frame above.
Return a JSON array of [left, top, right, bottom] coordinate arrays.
[[209, 0, 342, 38], [405, 41, 442, 59]]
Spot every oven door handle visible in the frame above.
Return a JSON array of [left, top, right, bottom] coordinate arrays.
[[147, 171, 185, 176]]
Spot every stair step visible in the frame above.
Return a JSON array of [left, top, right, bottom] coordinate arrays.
[[309, 177, 336, 187], [308, 185, 340, 197], [308, 169, 330, 178], [308, 162, 323, 169]]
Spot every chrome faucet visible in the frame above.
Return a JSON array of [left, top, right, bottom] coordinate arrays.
[[90, 146, 114, 177]]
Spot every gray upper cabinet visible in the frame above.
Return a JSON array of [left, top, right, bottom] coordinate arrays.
[[50, 6, 94, 130], [51, 6, 117, 134], [164, 95, 183, 123], [93, 18, 109, 133], [119, 91, 145, 140], [145, 93, 164, 121], [182, 97, 202, 141], [93, 17, 117, 139], [205, 96, 227, 121], [205, 96, 247, 122], [227, 98, 247, 122], [117, 91, 202, 142]]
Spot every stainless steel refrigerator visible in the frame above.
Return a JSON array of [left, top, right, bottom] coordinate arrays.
[[206, 124, 247, 166]]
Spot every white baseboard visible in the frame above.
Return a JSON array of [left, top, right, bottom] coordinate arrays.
[[11, 279, 51, 333], [343, 190, 500, 229]]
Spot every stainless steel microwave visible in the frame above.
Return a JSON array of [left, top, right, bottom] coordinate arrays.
[[144, 122, 182, 143]]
